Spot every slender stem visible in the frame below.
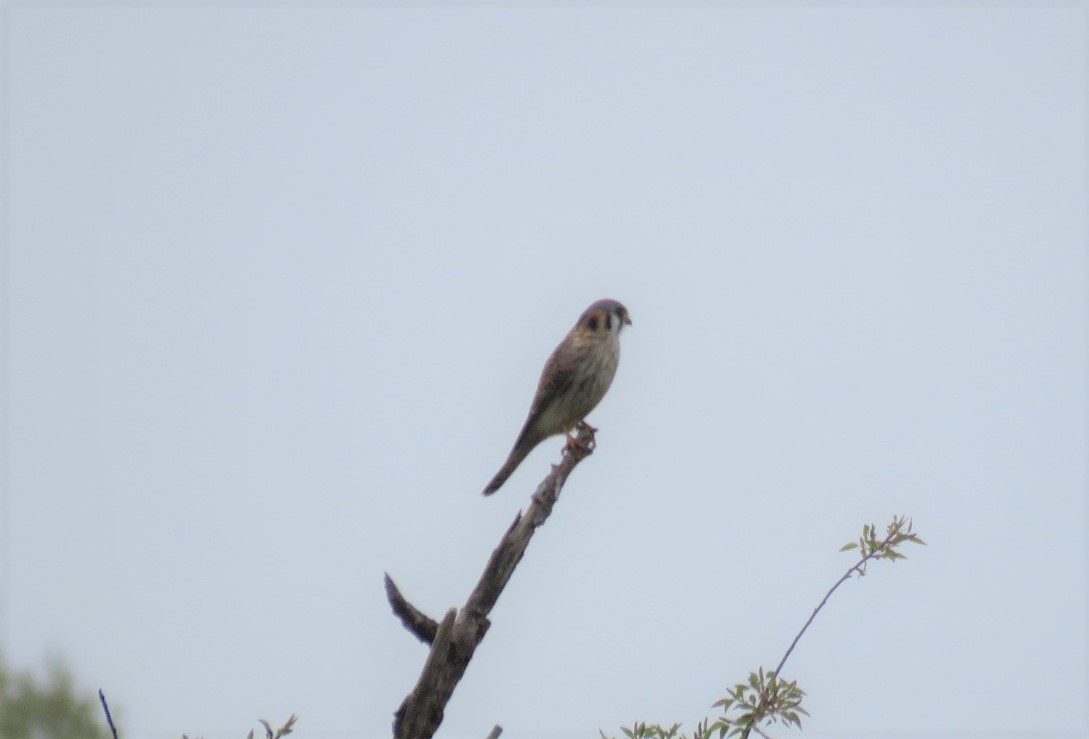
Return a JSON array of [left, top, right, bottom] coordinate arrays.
[[739, 521, 907, 739], [774, 527, 899, 677], [98, 689, 119, 739], [773, 565, 857, 678]]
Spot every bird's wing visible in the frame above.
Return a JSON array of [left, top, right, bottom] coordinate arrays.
[[512, 343, 579, 451]]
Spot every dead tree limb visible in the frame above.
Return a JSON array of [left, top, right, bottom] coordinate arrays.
[[387, 425, 597, 739], [385, 574, 440, 644]]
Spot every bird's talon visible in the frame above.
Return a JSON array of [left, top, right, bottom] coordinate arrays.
[[562, 432, 580, 455], [564, 424, 596, 454], [576, 420, 599, 434]]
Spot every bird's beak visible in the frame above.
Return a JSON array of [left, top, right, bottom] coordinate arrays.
[[625, 315, 633, 326]]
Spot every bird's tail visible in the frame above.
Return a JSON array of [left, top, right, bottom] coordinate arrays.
[[482, 440, 538, 496]]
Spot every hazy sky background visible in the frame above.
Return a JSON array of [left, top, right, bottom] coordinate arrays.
[[3, 4, 1086, 739]]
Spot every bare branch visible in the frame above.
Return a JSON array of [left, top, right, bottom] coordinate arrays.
[[391, 426, 596, 739], [386, 573, 439, 644], [484, 725, 503, 739]]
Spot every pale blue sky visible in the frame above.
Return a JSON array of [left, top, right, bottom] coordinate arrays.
[[3, 4, 1086, 739]]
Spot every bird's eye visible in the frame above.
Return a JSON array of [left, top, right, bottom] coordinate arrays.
[[605, 313, 613, 331], [587, 315, 599, 331]]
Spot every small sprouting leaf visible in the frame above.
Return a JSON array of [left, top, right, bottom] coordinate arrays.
[[839, 541, 859, 551], [278, 715, 298, 737]]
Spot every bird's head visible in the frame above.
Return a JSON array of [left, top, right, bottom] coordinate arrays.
[[577, 299, 632, 337]]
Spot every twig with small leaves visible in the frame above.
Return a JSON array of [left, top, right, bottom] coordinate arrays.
[[610, 515, 925, 739], [180, 714, 297, 739], [726, 515, 925, 739], [772, 515, 925, 682], [253, 714, 297, 739]]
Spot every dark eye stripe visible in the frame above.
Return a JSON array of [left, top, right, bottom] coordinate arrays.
[[605, 313, 613, 331], [588, 315, 599, 331]]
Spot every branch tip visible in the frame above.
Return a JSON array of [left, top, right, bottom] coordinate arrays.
[[386, 573, 440, 644]]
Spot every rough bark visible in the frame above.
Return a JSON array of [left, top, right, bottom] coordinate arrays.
[[387, 427, 597, 739]]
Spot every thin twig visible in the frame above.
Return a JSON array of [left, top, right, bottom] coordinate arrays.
[[484, 725, 503, 739], [98, 689, 119, 739], [773, 524, 899, 677], [738, 520, 911, 739]]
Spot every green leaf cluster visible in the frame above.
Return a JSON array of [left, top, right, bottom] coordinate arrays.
[[709, 667, 807, 737], [0, 653, 112, 739], [838, 515, 926, 576]]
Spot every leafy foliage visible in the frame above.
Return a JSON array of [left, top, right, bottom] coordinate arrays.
[[839, 516, 926, 571], [0, 652, 113, 739], [604, 515, 925, 739], [709, 668, 807, 738], [181, 713, 297, 739]]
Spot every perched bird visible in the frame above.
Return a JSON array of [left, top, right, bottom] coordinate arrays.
[[483, 298, 632, 496]]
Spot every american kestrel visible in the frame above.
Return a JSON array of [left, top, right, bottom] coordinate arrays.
[[483, 298, 632, 496]]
